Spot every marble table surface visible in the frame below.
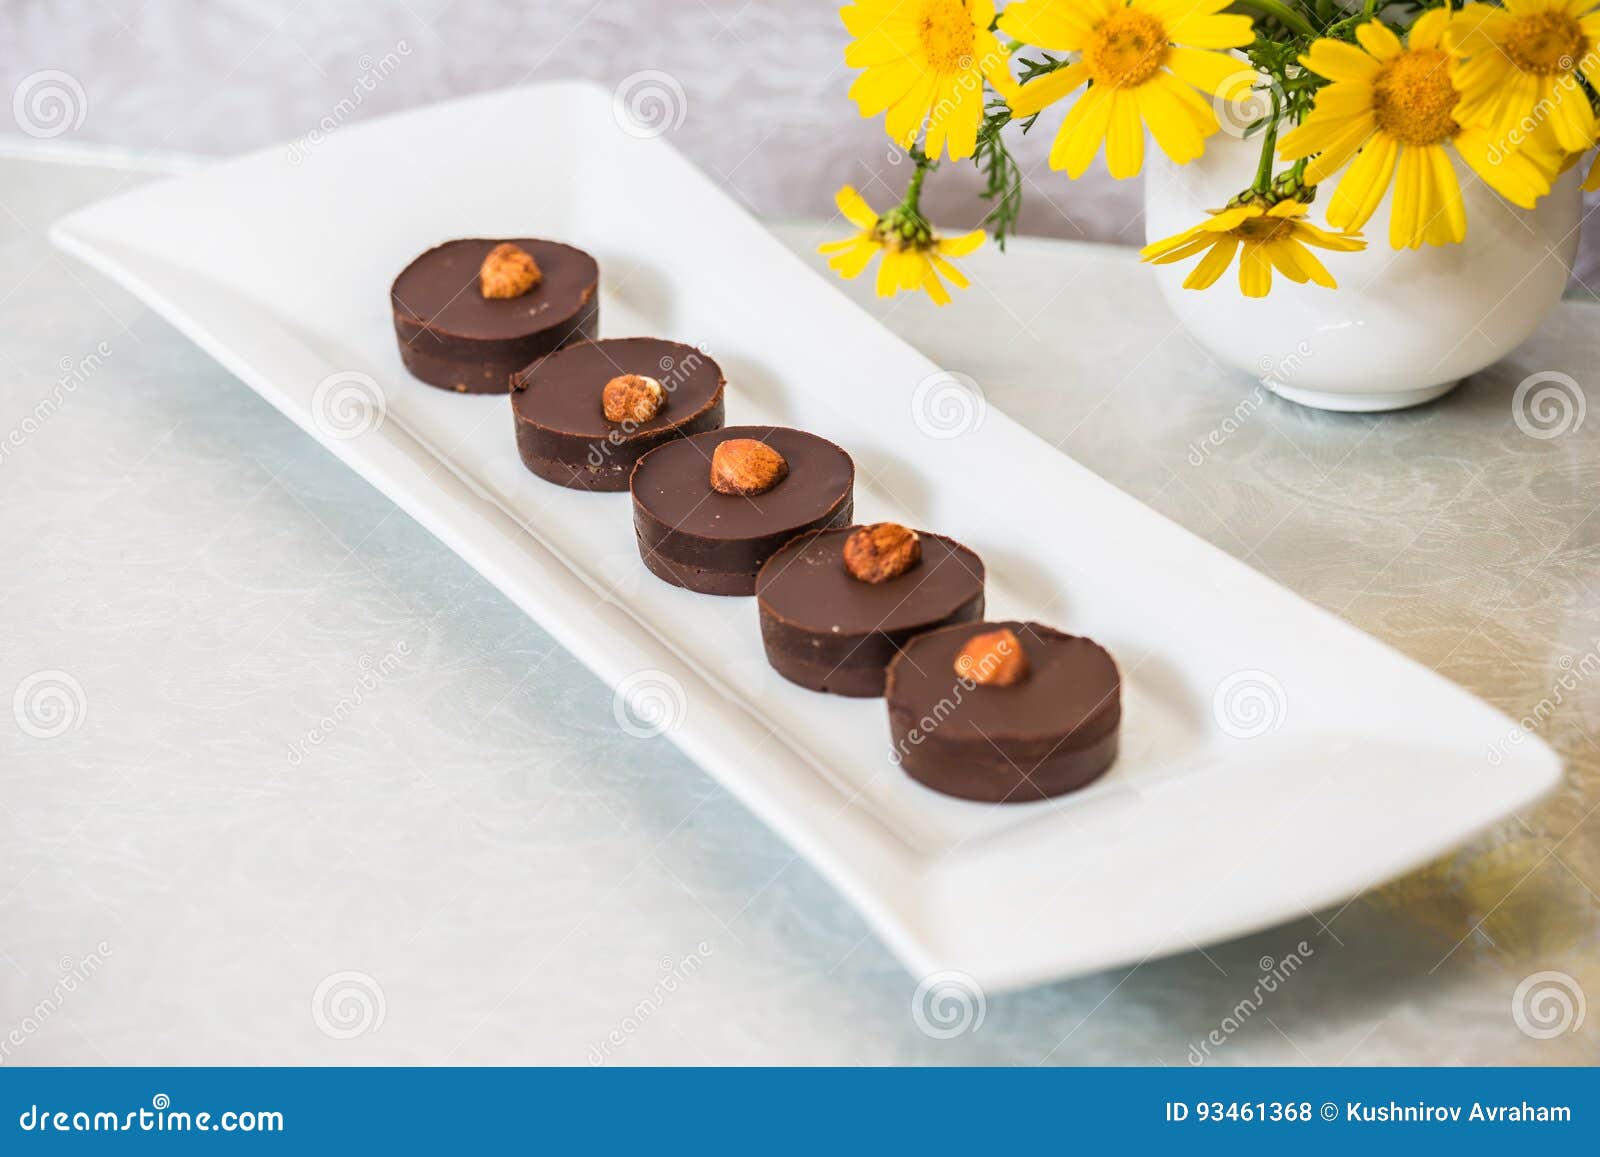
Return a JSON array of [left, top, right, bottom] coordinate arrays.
[[2, 148, 1597, 1066]]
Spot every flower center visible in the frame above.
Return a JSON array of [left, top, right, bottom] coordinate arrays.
[[1503, 11, 1586, 75], [874, 206, 934, 250], [1083, 10, 1169, 89], [1232, 214, 1294, 242], [916, 0, 977, 73], [1371, 49, 1459, 145]]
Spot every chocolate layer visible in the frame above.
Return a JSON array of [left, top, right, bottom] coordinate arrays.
[[512, 338, 725, 491], [885, 621, 1120, 803], [391, 238, 599, 394], [756, 527, 984, 697], [631, 426, 854, 596]]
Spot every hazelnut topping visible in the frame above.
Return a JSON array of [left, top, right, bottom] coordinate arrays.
[[479, 242, 542, 299], [954, 628, 1029, 687], [842, 523, 921, 583], [602, 374, 666, 424], [710, 438, 788, 496]]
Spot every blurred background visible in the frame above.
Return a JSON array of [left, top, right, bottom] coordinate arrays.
[[0, 0, 1242, 256], [6, 0, 1597, 282]]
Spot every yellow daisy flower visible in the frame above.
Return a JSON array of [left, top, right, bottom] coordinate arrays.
[[1450, 0, 1600, 154], [818, 185, 985, 304], [1140, 200, 1367, 297], [998, 0, 1256, 179], [1277, 10, 1553, 250], [842, 0, 1011, 161]]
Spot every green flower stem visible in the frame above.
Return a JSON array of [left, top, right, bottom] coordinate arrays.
[[880, 153, 937, 247], [1251, 90, 1283, 197], [1233, 0, 1318, 39], [903, 157, 930, 214]]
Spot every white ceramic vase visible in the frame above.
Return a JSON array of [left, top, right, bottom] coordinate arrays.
[[1142, 133, 1582, 412]]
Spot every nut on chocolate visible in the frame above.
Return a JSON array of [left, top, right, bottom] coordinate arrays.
[[479, 242, 543, 299], [710, 438, 788, 496], [602, 373, 666, 424], [955, 627, 1028, 687], [842, 522, 921, 584]]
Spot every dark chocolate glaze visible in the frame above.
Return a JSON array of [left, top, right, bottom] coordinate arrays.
[[391, 238, 599, 394], [512, 338, 726, 491], [631, 426, 854, 596], [756, 527, 985, 697], [885, 621, 1121, 803]]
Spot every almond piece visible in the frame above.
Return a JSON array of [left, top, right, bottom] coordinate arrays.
[[602, 374, 666, 424], [479, 242, 542, 299], [710, 438, 787, 496], [843, 523, 921, 584], [954, 628, 1029, 687]]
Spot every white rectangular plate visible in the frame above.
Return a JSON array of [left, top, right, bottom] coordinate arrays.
[[51, 82, 1560, 992]]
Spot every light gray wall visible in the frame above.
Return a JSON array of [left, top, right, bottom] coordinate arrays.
[[0, 0, 1151, 241], [3, 0, 1595, 287]]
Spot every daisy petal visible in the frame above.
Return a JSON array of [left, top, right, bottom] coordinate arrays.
[[835, 186, 878, 230], [1291, 115, 1377, 185], [1166, 47, 1255, 97], [1167, 13, 1256, 49], [1454, 126, 1551, 208], [997, 0, 1095, 51], [1409, 7, 1451, 50], [1355, 20, 1403, 62], [1049, 85, 1114, 177], [1104, 90, 1145, 179], [1238, 243, 1273, 297], [937, 229, 986, 257], [1424, 145, 1466, 245], [1294, 221, 1367, 251], [827, 237, 882, 280], [1007, 62, 1090, 118], [1300, 39, 1382, 84], [1138, 78, 1207, 164], [926, 69, 986, 161], [847, 57, 923, 116], [1140, 220, 1211, 260], [1274, 239, 1338, 288], [883, 72, 940, 147], [1389, 145, 1425, 249], [1142, 235, 1219, 265], [1263, 241, 1312, 284], [1183, 238, 1239, 290], [875, 246, 905, 297], [1327, 133, 1398, 231], [929, 253, 970, 289]]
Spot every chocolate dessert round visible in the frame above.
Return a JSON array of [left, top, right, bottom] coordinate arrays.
[[755, 526, 985, 697], [631, 426, 854, 596], [511, 338, 726, 491], [391, 238, 599, 394], [886, 621, 1120, 803]]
